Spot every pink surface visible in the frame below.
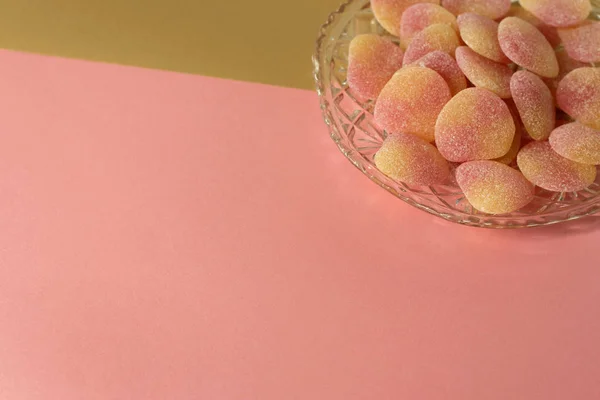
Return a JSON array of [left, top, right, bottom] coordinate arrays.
[[0, 50, 600, 399]]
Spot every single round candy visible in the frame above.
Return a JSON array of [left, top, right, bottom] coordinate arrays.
[[558, 21, 600, 64], [403, 23, 461, 65], [375, 66, 452, 142], [510, 70, 555, 141], [375, 133, 450, 185], [347, 34, 405, 100], [457, 13, 509, 63], [550, 122, 600, 165], [435, 88, 515, 162], [410, 51, 467, 95], [498, 17, 559, 78], [517, 141, 597, 192], [400, 3, 458, 49], [544, 49, 589, 99], [556, 67, 600, 129], [506, 4, 561, 48], [441, 0, 510, 20], [371, 0, 440, 36], [456, 161, 535, 214], [455, 46, 513, 99], [519, 0, 592, 28], [495, 123, 522, 165]]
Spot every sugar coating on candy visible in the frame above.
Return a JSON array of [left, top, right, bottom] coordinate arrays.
[[507, 4, 561, 47], [455, 46, 513, 99], [457, 13, 509, 63], [347, 35, 405, 100], [556, 68, 600, 129], [375, 133, 450, 185], [441, 0, 510, 20], [495, 124, 522, 165], [498, 17, 559, 78], [550, 122, 600, 165], [519, 0, 592, 28], [456, 161, 535, 214], [399, 3, 458, 49], [544, 49, 589, 99], [435, 88, 515, 162], [410, 51, 467, 95], [510, 70, 555, 141], [517, 141, 597, 192], [371, 0, 440, 36], [403, 23, 461, 65], [558, 21, 600, 64], [375, 66, 452, 142]]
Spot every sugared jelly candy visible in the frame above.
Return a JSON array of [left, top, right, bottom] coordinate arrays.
[[456, 160, 535, 214], [375, 133, 450, 185], [558, 21, 600, 64], [550, 122, 600, 165], [400, 3, 458, 49], [410, 51, 467, 95], [507, 4, 561, 48], [517, 141, 597, 192], [403, 23, 461, 65], [457, 13, 509, 63], [441, 0, 510, 20], [556, 67, 600, 129], [347, 34, 405, 100], [455, 46, 513, 99], [498, 17, 559, 78], [510, 70, 555, 141], [435, 88, 515, 162], [519, 0, 592, 28], [371, 0, 440, 36], [375, 66, 452, 142]]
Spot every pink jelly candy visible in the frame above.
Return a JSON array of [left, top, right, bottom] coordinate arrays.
[[510, 70, 555, 141], [371, 0, 440, 36], [519, 0, 592, 28], [375, 133, 450, 185], [399, 3, 458, 49], [347, 34, 405, 100], [498, 17, 559, 78], [435, 88, 515, 162], [517, 141, 597, 192], [550, 122, 600, 165], [441, 0, 510, 20], [456, 160, 535, 214], [556, 67, 600, 130], [558, 21, 600, 64], [410, 51, 467, 95], [457, 13, 509, 63], [375, 66, 451, 142], [403, 23, 461, 65], [507, 4, 561, 48], [455, 46, 513, 99]]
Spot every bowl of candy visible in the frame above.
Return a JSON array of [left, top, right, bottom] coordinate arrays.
[[313, 0, 600, 228]]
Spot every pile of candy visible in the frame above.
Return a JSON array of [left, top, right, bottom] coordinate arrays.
[[347, 0, 600, 214]]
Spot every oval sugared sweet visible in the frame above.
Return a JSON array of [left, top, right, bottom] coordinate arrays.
[[347, 34, 405, 100], [371, 0, 440, 36], [498, 17, 559, 78], [435, 88, 515, 162], [510, 70, 555, 141], [519, 0, 592, 28], [400, 3, 458, 49], [457, 13, 509, 63], [410, 51, 467, 95], [441, 0, 510, 20], [456, 160, 535, 214], [556, 67, 600, 130], [455, 46, 513, 98], [375, 133, 450, 185], [517, 141, 597, 192], [403, 23, 461, 65], [375, 66, 452, 142], [549, 122, 600, 165], [506, 4, 561, 48], [558, 21, 600, 64]]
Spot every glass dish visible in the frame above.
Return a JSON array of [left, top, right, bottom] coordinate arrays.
[[313, 0, 600, 228]]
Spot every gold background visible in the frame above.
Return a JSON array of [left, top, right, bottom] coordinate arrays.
[[0, 0, 344, 89]]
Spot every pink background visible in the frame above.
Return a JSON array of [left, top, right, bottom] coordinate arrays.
[[1, 50, 600, 399]]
